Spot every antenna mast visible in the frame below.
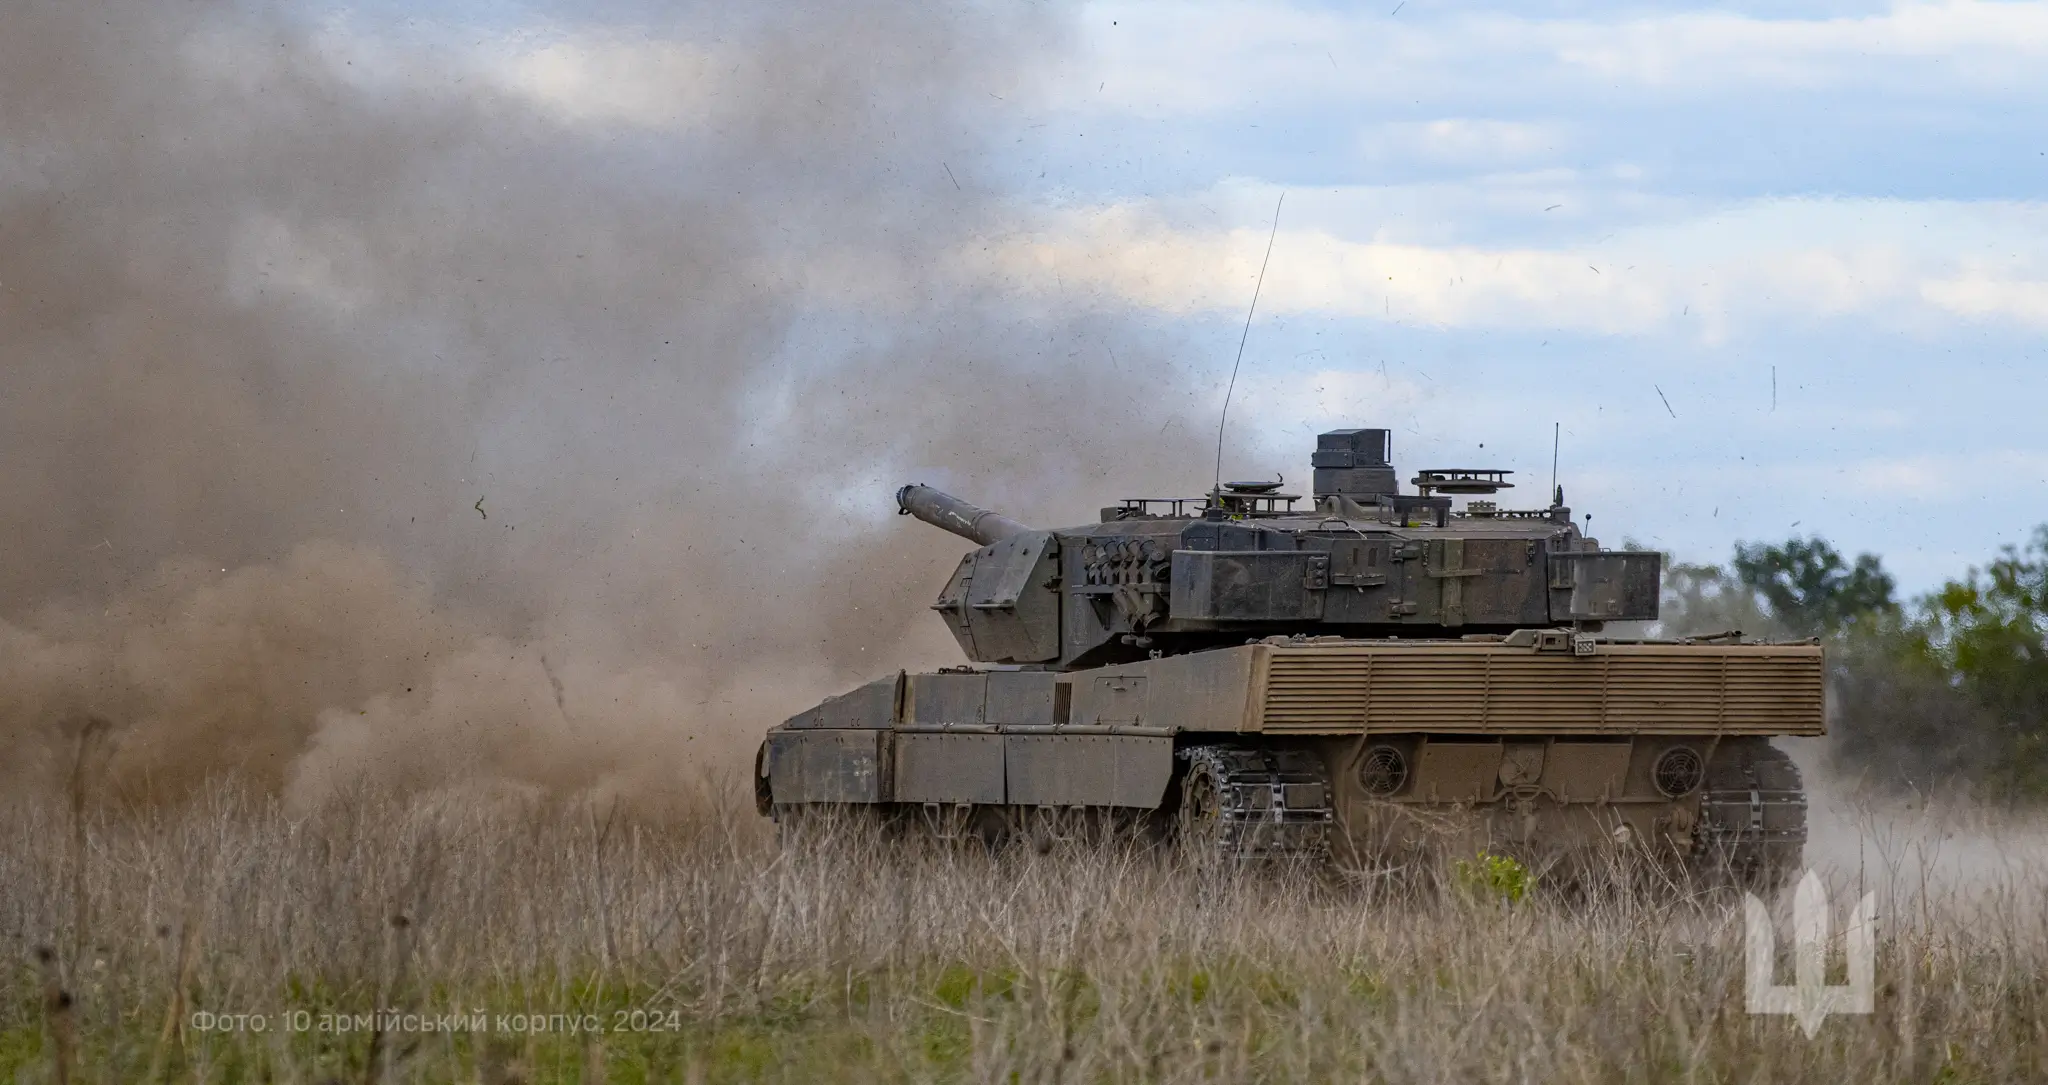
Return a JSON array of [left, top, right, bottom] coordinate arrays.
[[1213, 192, 1285, 492], [1550, 421, 1561, 504]]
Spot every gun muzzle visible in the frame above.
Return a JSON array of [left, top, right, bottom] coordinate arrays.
[[895, 484, 1031, 546]]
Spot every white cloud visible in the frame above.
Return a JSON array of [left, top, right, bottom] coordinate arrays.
[[1357, 119, 1568, 167], [971, 195, 2048, 338], [219, 19, 729, 132], [476, 35, 725, 129], [1840, 457, 1958, 498], [1070, 1, 2048, 116], [1921, 276, 2048, 327], [975, 205, 1673, 333], [1551, 1, 2048, 88]]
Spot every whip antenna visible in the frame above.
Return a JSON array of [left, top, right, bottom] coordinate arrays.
[[1550, 421, 1561, 503], [1214, 192, 1285, 492]]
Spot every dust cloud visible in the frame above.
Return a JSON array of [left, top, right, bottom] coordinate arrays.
[[1771, 736, 2048, 916], [0, 0, 1213, 808]]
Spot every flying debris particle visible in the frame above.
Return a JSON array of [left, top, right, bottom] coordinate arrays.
[[474, 496, 487, 520], [1654, 385, 1676, 418], [540, 654, 570, 724], [1588, 266, 1600, 274], [1391, 1, 1404, 12], [1545, 204, 1561, 211], [942, 162, 959, 190]]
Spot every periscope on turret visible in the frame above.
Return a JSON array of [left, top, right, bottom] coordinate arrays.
[[759, 428, 1815, 881]]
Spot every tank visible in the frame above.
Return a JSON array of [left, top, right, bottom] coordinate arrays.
[[757, 428, 1814, 882]]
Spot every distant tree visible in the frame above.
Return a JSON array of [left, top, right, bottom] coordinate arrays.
[[1653, 560, 1776, 639], [1823, 526, 2048, 800], [1731, 537, 1897, 637], [1917, 527, 2048, 796], [1654, 531, 2048, 799]]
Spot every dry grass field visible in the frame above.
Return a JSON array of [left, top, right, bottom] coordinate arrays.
[[2, 774, 2044, 1084]]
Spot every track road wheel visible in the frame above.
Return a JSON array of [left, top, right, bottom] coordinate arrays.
[[1176, 752, 1230, 866], [1693, 742, 1807, 890], [1174, 745, 1335, 865]]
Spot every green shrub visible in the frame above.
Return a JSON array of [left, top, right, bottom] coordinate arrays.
[[1454, 851, 1534, 904]]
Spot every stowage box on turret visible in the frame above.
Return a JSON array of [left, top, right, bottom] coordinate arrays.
[[757, 428, 1815, 881]]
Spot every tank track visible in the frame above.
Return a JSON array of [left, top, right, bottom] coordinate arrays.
[[1693, 741, 1807, 887], [1176, 745, 1333, 861]]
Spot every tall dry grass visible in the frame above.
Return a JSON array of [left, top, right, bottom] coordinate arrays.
[[2, 777, 2044, 1083]]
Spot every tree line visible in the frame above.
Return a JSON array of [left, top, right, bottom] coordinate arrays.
[[1656, 527, 2048, 800]]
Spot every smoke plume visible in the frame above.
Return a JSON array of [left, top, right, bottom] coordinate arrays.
[[0, 0, 1209, 806]]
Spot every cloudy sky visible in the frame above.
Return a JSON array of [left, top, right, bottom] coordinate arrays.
[[339, 0, 2047, 592], [1020, 0, 2048, 592]]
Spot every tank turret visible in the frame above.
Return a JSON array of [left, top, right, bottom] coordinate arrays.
[[901, 428, 1663, 670]]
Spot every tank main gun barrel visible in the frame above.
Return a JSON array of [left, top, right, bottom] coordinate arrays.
[[896, 484, 1032, 546]]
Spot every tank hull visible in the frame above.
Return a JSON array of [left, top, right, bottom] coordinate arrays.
[[757, 637, 1821, 877]]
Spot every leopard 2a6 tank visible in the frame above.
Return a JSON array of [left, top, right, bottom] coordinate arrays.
[[756, 427, 1817, 882]]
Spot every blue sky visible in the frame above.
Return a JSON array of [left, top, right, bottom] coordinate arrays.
[[314, 0, 2048, 593]]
